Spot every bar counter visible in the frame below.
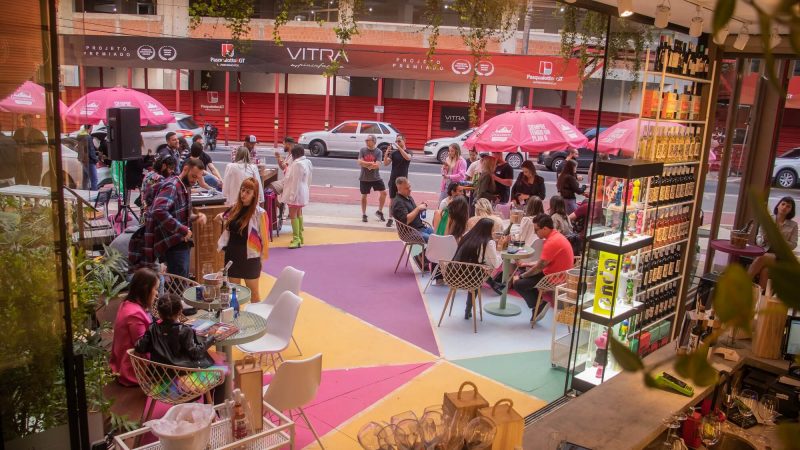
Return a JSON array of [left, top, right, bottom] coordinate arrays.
[[523, 341, 791, 449]]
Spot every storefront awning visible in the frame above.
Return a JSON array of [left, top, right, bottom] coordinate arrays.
[[59, 34, 581, 91]]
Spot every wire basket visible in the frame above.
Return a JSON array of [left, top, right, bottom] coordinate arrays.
[[114, 402, 294, 450]]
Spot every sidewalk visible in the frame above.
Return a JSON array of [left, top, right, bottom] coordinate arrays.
[[299, 185, 440, 231]]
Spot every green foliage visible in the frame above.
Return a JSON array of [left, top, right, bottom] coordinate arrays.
[[712, 264, 755, 332], [608, 335, 643, 371], [712, 0, 800, 92], [188, 0, 255, 49], [560, 6, 653, 97], [674, 342, 719, 386]]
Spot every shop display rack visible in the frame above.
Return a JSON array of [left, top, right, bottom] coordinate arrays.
[[566, 41, 716, 393]]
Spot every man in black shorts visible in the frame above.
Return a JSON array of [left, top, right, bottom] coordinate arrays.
[[382, 134, 412, 227], [358, 135, 387, 223]]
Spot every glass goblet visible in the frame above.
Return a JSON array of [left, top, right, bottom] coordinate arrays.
[[738, 389, 758, 418], [700, 415, 721, 447], [759, 394, 779, 428], [357, 421, 384, 450], [463, 417, 496, 450]]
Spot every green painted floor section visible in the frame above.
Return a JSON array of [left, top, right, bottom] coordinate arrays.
[[452, 350, 568, 403]]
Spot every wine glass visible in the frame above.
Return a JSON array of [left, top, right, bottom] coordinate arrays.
[[463, 417, 496, 450], [395, 419, 422, 450], [378, 424, 399, 450], [419, 409, 445, 448], [357, 422, 385, 450], [738, 389, 758, 418], [390, 410, 418, 426], [700, 415, 721, 447], [759, 394, 779, 428], [661, 415, 682, 447]]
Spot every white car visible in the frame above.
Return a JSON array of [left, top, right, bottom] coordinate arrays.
[[299, 120, 401, 157], [69, 112, 203, 156], [41, 144, 111, 189], [772, 147, 800, 188], [423, 128, 525, 169]]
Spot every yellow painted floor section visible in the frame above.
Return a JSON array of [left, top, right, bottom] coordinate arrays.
[[270, 225, 395, 247], [232, 273, 436, 370], [306, 360, 547, 449]]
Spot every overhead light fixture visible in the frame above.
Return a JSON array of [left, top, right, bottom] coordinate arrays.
[[564, 0, 577, 3], [654, 0, 670, 29], [733, 23, 750, 50], [713, 25, 730, 45], [560, 6, 565, 12], [769, 27, 781, 48], [689, 5, 703, 37], [618, 0, 634, 17]]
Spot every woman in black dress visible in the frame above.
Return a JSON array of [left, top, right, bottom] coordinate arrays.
[[217, 177, 270, 302], [511, 160, 546, 206], [556, 159, 584, 214]]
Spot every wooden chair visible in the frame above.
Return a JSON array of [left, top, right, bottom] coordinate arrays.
[[127, 349, 225, 424], [394, 220, 428, 273], [437, 260, 493, 333], [532, 270, 568, 328]]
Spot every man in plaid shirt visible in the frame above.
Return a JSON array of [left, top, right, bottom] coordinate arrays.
[[146, 157, 207, 277]]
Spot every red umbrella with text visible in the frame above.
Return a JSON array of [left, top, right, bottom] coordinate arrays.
[[64, 87, 174, 126], [0, 81, 67, 116], [588, 118, 684, 157], [463, 109, 588, 155]]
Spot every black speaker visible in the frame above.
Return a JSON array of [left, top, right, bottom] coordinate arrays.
[[107, 107, 142, 161]]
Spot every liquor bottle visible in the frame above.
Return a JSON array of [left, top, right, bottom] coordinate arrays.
[[687, 313, 705, 351], [230, 287, 240, 319], [220, 280, 231, 307], [232, 389, 249, 439], [655, 36, 667, 72]]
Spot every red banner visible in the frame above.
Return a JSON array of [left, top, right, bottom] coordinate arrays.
[[60, 35, 581, 90]]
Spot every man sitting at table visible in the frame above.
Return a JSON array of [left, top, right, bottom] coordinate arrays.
[[392, 177, 433, 267], [510, 214, 574, 324]]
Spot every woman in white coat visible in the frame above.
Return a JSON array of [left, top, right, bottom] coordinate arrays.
[[281, 145, 313, 249], [223, 146, 264, 207]]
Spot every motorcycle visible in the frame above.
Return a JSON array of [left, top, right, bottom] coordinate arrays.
[[203, 123, 219, 152]]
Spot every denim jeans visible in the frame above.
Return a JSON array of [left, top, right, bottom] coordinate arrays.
[[82, 162, 98, 190], [164, 245, 191, 278], [419, 225, 434, 243], [204, 174, 221, 191]]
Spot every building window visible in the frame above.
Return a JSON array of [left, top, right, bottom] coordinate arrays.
[[75, 0, 156, 14]]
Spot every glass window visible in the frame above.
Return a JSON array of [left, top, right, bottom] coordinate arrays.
[[360, 122, 382, 134], [379, 124, 391, 134], [75, 0, 156, 14], [177, 116, 199, 130], [333, 122, 358, 133], [780, 148, 800, 158]]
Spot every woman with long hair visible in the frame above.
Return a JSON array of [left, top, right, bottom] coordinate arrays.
[[473, 155, 498, 203], [281, 145, 313, 249], [556, 159, 584, 214], [518, 196, 545, 246], [748, 196, 798, 288], [511, 160, 546, 206], [440, 143, 467, 201], [222, 146, 264, 207], [467, 197, 504, 234], [453, 218, 502, 319], [217, 177, 270, 301], [444, 195, 470, 242], [549, 195, 573, 235], [110, 267, 160, 386]]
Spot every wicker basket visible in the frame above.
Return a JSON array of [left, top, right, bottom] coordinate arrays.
[[730, 230, 749, 249], [566, 269, 581, 291]]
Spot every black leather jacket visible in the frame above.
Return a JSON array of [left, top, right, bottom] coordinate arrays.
[[135, 321, 216, 368]]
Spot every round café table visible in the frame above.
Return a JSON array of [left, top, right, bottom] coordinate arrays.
[[708, 239, 765, 264], [193, 310, 267, 397], [484, 246, 534, 317], [183, 285, 252, 311]]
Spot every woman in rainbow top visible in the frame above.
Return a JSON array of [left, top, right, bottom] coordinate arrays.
[[217, 177, 270, 302]]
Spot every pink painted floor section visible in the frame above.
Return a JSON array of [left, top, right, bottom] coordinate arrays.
[[263, 362, 434, 449]]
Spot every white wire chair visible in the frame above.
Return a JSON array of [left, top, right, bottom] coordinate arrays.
[[437, 260, 493, 333], [422, 234, 458, 293], [532, 270, 568, 328], [127, 348, 225, 424], [394, 220, 428, 273]]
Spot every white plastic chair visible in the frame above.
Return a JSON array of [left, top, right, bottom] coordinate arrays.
[[263, 353, 325, 450], [248, 266, 305, 354], [423, 234, 458, 293], [237, 291, 303, 371]]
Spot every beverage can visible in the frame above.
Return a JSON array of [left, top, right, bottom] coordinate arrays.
[[195, 285, 205, 301]]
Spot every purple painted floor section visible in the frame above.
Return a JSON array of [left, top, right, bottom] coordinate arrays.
[[264, 241, 439, 355]]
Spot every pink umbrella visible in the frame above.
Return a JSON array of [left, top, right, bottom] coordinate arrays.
[[0, 81, 67, 115], [64, 87, 174, 126], [463, 109, 587, 155], [588, 119, 685, 157]]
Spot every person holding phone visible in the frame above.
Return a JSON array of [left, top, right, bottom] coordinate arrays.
[[392, 177, 433, 268], [383, 134, 412, 227]]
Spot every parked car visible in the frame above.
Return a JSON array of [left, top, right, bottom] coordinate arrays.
[[298, 120, 401, 157], [68, 112, 202, 156], [582, 127, 608, 141], [539, 147, 594, 173], [772, 147, 800, 188], [423, 128, 526, 169], [41, 142, 111, 189]]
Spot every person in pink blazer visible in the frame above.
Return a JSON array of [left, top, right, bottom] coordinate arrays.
[[440, 143, 467, 201], [110, 268, 160, 386]]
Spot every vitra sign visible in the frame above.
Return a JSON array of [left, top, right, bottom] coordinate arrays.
[[440, 106, 470, 131]]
